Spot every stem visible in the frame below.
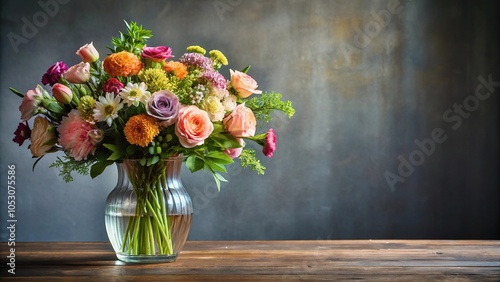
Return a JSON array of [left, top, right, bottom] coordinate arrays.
[[120, 161, 174, 256]]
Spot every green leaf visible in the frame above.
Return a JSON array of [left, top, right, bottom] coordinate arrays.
[[125, 145, 137, 156], [186, 155, 204, 173], [206, 151, 234, 165], [90, 161, 112, 179], [9, 87, 24, 98], [147, 155, 160, 166], [103, 143, 124, 161], [44, 101, 65, 114], [205, 161, 227, 173], [241, 65, 251, 73]]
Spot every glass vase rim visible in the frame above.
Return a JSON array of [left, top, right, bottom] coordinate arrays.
[[117, 156, 184, 163]]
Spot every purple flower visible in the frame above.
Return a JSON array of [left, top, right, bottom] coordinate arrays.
[[146, 90, 180, 127], [41, 61, 68, 86], [13, 121, 31, 146], [179, 53, 212, 70], [201, 70, 227, 90]]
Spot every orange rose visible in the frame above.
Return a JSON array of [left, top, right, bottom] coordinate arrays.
[[103, 51, 143, 77], [175, 106, 213, 148]]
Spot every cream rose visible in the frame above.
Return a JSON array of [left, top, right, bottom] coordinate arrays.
[[175, 105, 214, 148], [30, 116, 56, 157], [201, 95, 225, 122], [230, 69, 262, 98], [223, 103, 256, 137]]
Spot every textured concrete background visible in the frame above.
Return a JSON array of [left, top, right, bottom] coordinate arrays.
[[0, 0, 499, 241]]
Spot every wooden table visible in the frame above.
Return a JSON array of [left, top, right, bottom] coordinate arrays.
[[2, 240, 499, 281]]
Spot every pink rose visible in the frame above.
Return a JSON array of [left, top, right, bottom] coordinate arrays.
[[30, 116, 56, 157], [141, 46, 174, 62], [64, 62, 90, 84], [175, 105, 214, 148], [58, 109, 97, 161], [223, 104, 256, 137], [230, 69, 262, 98], [19, 86, 44, 121], [76, 42, 99, 63], [263, 128, 277, 158], [225, 138, 244, 159], [52, 83, 73, 104]]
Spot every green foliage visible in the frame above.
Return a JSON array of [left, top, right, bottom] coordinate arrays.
[[239, 148, 265, 175], [50, 157, 94, 183], [108, 21, 152, 55], [186, 151, 234, 191], [245, 92, 295, 122]]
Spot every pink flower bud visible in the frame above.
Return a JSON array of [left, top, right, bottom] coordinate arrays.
[[76, 42, 99, 63], [64, 62, 90, 84], [52, 83, 73, 104], [263, 128, 277, 158]]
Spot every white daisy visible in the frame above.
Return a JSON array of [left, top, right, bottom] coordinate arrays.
[[93, 93, 123, 126], [119, 82, 151, 107]]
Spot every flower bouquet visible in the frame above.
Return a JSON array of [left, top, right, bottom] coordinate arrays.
[[11, 21, 294, 261]]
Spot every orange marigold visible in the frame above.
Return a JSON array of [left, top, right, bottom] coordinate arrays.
[[103, 51, 144, 77], [164, 61, 188, 79], [124, 114, 160, 147]]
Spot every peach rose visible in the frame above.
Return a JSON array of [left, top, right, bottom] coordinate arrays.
[[175, 105, 214, 148], [30, 116, 56, 157], [224, 138, 244, 159], [230, 69, 262, 98], [223, 104, 256, 137]]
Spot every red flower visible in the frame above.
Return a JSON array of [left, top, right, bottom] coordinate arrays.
[[263, 128, 277, 158], [103, 78, 124, 95], [13, 121, 31, 146]]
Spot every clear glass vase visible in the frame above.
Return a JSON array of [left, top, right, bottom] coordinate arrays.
[[105, 156, 193, 263]]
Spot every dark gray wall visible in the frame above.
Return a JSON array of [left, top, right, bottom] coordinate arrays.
[[0, 0, 499, 242]]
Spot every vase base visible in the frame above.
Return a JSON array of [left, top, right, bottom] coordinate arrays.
[[116, 253, 178, 264]]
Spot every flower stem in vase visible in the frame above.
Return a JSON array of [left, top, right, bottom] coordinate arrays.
[[121, 161, 173, 256]]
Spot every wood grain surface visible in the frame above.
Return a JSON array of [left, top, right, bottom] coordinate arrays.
[[1, 240, 499, 281]]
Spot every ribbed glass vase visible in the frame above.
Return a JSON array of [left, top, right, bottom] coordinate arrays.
[[105, 156, 193, 263]]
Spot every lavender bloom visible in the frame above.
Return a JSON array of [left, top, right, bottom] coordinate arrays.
[[179, 53, 213, 70], [41, 61, 68, 86], [201, 69, 227, 90], [146, 90, 180, 127]]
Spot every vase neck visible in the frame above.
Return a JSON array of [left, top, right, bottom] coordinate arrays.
[[115, 157, 184, 190]]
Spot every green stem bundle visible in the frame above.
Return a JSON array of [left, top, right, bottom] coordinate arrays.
[[121, 161, 173, 256]]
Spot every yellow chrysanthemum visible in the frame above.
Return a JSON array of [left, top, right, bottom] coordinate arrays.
[[209, 50, 228, 66], [77, 95, 96, 121], [124, 114, 160, 147], [186, 45, 206, 55], [138, 68, 169, 93]]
